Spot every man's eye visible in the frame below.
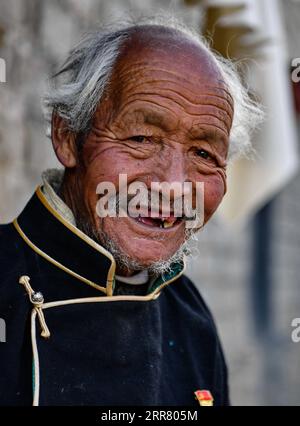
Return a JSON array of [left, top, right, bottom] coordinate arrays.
[[196, 149, 210, 159], [129, 135, 148, 143]]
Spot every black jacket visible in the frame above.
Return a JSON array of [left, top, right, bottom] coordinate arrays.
[[0, 187, 229, 406]]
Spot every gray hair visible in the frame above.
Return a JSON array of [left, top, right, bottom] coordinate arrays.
[[44, 15, 264, 159]]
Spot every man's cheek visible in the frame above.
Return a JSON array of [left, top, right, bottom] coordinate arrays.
[[204, 181, 226, 220], [81, 172, 108, 220], [82, 164, 120, 202]]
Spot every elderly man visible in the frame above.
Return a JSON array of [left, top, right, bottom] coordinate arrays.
[[0, 17, 261, 406]]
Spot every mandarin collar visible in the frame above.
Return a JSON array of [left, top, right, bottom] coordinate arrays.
[[15, 187, 115, 296]]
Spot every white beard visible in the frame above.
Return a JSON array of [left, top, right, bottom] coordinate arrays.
[[76, 216, 199, 276]]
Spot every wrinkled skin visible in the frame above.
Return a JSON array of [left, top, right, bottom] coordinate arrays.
[[52, 27, 234, 275]]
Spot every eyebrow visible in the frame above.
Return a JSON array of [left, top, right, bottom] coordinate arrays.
[[189, 124, 229, 141], [144, 110, 170, 129], [127, 107, 176, 132], [121, 107, 230, 142], [188, 126, 229, 153]]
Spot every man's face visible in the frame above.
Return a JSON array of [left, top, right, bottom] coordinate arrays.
[[57, 34, 234, 270]]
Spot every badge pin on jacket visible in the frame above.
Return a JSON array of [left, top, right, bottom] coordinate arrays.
[[194, 390, 214, 406]]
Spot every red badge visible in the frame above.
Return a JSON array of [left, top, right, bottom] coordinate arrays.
[[194, 389, 214, 406]]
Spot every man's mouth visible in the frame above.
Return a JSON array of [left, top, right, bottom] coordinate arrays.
[[133, 214, 183, 229]]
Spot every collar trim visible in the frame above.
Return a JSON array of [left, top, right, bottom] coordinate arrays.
[[36, 186, 116, 296], [13, 219, 107, 295]]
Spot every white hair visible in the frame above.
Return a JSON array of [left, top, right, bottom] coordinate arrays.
[[44, 14, 264, 159]]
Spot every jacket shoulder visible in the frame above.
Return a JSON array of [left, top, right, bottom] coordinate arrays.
[[171, 273, 217, 324], [0, 222, 21, 254], [0, 223, 27, 298]]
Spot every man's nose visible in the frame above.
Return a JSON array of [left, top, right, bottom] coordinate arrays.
[[152, 146, 193, 204], [158, 146, 188, 185]]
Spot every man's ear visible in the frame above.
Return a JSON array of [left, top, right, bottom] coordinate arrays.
[[51, 112, 77, 168]]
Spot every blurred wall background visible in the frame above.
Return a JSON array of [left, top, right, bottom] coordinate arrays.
[[0, 0, 299, 405]]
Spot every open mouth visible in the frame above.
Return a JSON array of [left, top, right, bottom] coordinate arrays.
[[132, 214, 184, 229]]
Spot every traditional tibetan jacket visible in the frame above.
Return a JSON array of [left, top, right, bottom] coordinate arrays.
[[0, 185, 229, 406]]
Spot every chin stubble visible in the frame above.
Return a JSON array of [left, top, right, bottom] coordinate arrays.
[[75, 215, 199, 276]]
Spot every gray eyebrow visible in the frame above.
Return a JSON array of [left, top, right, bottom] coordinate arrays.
[[125, 106, 176, 132]]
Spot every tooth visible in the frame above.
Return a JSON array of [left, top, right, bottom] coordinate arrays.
[[163, 221, 173, 229]]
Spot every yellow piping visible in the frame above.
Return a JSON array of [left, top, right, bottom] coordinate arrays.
[[36, 187, 116, 295], [13, 220, 107, 295]]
